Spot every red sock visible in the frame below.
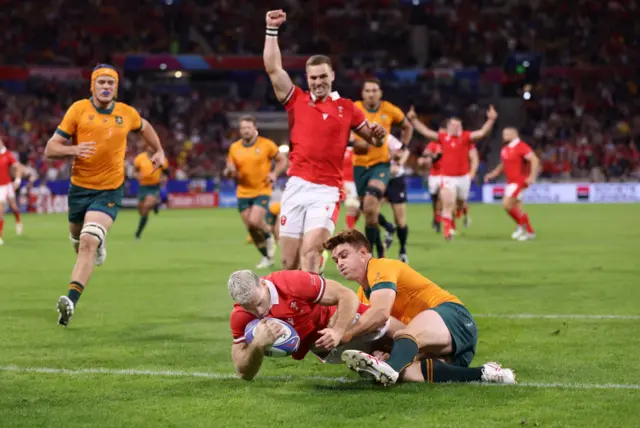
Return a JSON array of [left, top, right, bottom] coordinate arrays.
[[507, 207, 522, 225], [0, 219, 4, 238], [346, 215, 356, 229], [456, 208, 462, 218], [442, 214, 452, 238], [12, 208, 21, 223], [520, 210, 534, 234], [462, 206, 468, 216]]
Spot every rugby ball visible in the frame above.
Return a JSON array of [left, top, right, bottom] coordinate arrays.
[[244, 318, 300, 358]]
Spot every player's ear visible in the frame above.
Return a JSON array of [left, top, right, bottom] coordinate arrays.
[[331, 71, 335, 82]]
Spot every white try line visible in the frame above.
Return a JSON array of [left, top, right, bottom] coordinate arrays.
[[475, 314, 640, 320], [2, 365, 640, 390]]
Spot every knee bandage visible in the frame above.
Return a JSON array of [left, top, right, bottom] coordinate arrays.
[[365, 186, 384, 200], [81, 222, 107, 248], [69, 234, 80, 246]]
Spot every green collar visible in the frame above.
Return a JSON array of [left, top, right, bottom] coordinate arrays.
[[89, 97, 115, 115], [242, 134, 259, 148], [364, 103, 381, 114]]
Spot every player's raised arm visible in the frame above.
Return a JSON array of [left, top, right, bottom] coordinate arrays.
[[406, 106, 439, 141], [314, 279, 359, 349], [264, 10, 294, 103], [470, 105, 498, 141], [468, 147, 479, 179]]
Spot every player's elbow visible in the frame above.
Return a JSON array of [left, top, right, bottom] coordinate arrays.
[[44, 140, 57, 159]]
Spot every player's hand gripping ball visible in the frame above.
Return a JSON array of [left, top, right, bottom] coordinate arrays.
[[245, 318, 300, 357]]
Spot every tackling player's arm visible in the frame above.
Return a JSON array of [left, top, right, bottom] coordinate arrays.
[[264, 10, 294, 103], [314, 279, 360, 349], [484, 162, 504, 183], [469, 105, 498, 141], [232, 319, 286, 381], [524, 151, 541, 185], [406, 106, 439, 141], [341, 288, 395, 344], [468, 147, 479, 179]]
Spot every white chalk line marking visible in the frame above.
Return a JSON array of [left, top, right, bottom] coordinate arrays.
[[2, 366, 639, 390], [475, 314, 640, 320]]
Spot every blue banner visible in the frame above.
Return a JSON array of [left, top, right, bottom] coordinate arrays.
[[41, 178, 482, 204]]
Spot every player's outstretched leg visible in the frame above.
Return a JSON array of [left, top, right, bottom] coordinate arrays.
[[58, 212, 113, 327], [391, 202, 408, 263], [363, 185, 385, 257], [9, 197, 22, 235], [404, 359, 516, 384], [135, 193, 156, 239], [0, 204, 5, 246]]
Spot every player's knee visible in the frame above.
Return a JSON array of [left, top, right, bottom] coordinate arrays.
[[79, 222, 106, 251], [502, 198, 514, 210], [365, 186, 384, 201]]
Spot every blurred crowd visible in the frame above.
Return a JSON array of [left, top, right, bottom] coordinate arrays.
[[0, 0, 638, 182]]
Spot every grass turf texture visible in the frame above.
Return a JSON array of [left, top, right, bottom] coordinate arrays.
[[1, 204, 639, 427]]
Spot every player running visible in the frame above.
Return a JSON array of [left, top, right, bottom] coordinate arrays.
[[224, 115, 287, 268], [45, 64, 166, 327], [228, 269, 388, 380], [133, 143, 169, 239], [324, 229, 516, 385], [0, 137, 25, 244], [376, 134, 411, 262], [264, 10, 386, 273], [418, 138, 443, 232], [484, 127, 540, 241], [353, 79, 413, 257], [407, 107, 496, 240]]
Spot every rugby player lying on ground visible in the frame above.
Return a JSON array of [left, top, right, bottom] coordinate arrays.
[[325, 229, 516, 385], [228, 269, 389, 380]]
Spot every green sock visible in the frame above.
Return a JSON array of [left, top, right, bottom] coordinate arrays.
[[421, 359, 483, 383], [67, 281, 85, 305], [364, 225, 380, 254], [386, 335, 420, 372], [136, 216, 149, 237]]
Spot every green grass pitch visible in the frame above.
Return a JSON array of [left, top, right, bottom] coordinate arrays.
[[1, 204, 639, 427]]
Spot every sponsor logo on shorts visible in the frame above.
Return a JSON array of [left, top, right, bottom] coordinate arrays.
[[280, 215, 287, 226], [107, 202, 115, 207]]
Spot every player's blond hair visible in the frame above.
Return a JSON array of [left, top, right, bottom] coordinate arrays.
[[306, 55, 332, 70], [228, 270, 260, 305], [323, 229, 372, 253]]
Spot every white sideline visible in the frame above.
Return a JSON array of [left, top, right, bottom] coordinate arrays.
[[475, 314, 640, 320], [2, 365, 640, 390]]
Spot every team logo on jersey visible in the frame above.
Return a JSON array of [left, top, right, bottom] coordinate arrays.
[[381, 114, 387, 121], [115, 116, 123, 125], [322, 113, 328, 120], [290, 301, 300, 312], [255, 148, 260, 154]]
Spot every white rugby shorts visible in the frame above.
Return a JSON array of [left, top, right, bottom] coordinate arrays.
[[279, 176, 341, 238], [440, 175, 471, 201]]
